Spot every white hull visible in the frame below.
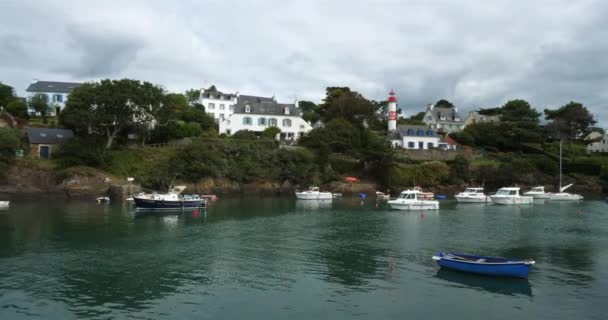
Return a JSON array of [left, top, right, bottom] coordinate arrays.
[[490, 196, 534, 205], [548, 193, 583, 201], [0, 201, 9, 208], [388, 200, 439, 210], [523, 192, 550, 199], [455, 195, 490, 203], [295, 192, 333, 200]]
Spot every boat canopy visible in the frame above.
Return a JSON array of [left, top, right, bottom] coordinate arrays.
[[170, 186, 187, 194]]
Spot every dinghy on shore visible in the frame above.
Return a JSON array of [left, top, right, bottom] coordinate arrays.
[[432, 252, 535, 278]]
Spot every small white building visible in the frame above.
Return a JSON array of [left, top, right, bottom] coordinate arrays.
[[587, 132, 608, 153], [423, 104, 465, 133], [26, 80, 82, 116], [463, 111, 500, 128], [219, 95, 312, 141], [197, 85, 238, 122], [388, 125, 441, 150]]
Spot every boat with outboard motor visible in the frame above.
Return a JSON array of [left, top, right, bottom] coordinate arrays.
[[132, 186, 206, 210], [455, 187, 490, 203], [387, 189, 439, 210]]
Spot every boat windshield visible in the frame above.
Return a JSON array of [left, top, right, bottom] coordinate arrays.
[[531, 187, 543, 192], [496, 189, 517, 196], [399, 193, 417, 200], [464, 188, 482, 193]]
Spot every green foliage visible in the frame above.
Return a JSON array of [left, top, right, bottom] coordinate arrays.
[[53, 137, 113, 168], [449, 131, 474, 146], [478, 107, 501, 116], [298, 100, 320, 124], [544, 102, 596, 142], [398, 112, 426, 126], [500, 99, 541, 126], [461, 122, 541, 151], [61, 79, 165, 149], [0, 83, 17, 108], [435, 99, 455, 109], [389, 161, 449, 188], [261, 126, 281, 139], [317, 87, 379, 127], [329, 154, 361, 175], [448, 155, 470, 184], [0, 128, 22, 179], [299, 119, 361, 154], [184, 89, 200, 104], [231, 130, 259, 140], [29, 93, 50, 124], [5, 100, 28, 119]]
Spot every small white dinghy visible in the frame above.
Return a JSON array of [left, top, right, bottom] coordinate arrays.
[[0, 201, 9, 210]]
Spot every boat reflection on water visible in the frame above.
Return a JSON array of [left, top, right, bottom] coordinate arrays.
[[295, 199, 333, 211], [435, 269, 532, 297]]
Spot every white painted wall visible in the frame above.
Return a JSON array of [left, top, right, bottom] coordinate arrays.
[[219, 113, 312, 140], [401, 136, 440, 150], [199, 95, 237, 122], [27, 92, 70, 116], [587, 134, 608, 153]]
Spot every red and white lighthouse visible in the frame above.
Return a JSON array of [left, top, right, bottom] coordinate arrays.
[[387, 89, 398, 132]]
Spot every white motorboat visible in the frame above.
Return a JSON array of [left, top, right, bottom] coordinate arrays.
[[455, 188, 490, 203], [548, 184, 583, 201], [523, 186, 551, 199], [490, 187, 534, 205], [0, 201, 9, 209], [375, 191, 390, 200], [295, 187, 333, 200], [548, 140, 583, 201], [388, 189, 440, 210]]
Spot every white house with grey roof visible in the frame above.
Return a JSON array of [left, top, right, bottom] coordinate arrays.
[[197, 85, 238, 122], [219, 94, 312, 141], [388, 125, 441, 150], [26, 80, 82, 116], [423, 104, 465, 133]]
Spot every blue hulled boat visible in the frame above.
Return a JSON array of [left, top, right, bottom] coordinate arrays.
[[133, 186, 206, 211], [432, 252, 535, 278]]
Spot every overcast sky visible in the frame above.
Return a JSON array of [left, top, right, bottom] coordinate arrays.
[[1, 0, 607, 125]]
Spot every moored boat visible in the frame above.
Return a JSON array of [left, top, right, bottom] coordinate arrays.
[[387, 189, 439, 210], [455, 187, 490, 203], [133, 186, 206, 210], [548, 184, 583, 201], [295, 187, 333, 200], [490, 187, 533, 205], [414, 186, 434, 200], [375, 191, 390, 200], [0, 201, 9, 209], [523, 186, 551, 199], [432, 252, 535, 278]]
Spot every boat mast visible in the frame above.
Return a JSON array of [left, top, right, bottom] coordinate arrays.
[[559, 138, 562, 191]]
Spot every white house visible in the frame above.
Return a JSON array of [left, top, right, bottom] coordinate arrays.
[[219, 95, 312, 141], [197, 85, 238, 122], [587, 132, 608, 153], [26, 80, 82, 116], [423, 104, 465, 133], [388, 125, 441, 150]]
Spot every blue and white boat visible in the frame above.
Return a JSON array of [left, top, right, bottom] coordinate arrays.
[[432, 252, 535, 278], [133, 186, 206, 210]]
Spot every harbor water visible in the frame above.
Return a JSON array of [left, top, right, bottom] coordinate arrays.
[[0, 197, 607, 319]]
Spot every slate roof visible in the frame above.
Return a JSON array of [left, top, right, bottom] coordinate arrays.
[[234, 95, 301, 116], [427, 106, 464, 123], [26, 81, 82, 94], [201, 85, 236, 100], [26, 127, 74, 144]]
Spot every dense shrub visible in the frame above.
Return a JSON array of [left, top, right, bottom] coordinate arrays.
[[0, 128, 22, 180], [54, 137, 113, 168]]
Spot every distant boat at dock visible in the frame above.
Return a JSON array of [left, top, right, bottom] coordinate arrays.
[[133, 186, 206, 210], [387, 189, 439, 210], [455, 187, 490, 203], [490, 187, 533, 205], [295, 187, 333, 200]]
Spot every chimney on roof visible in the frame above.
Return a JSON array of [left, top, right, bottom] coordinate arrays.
[[429, 104, 434, 111], [32, 78, 39, 84]]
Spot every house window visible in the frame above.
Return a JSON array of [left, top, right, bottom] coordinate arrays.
[[220, 114, 225, 121], [245, 105, 251, 113], [269, 118, 278, 126], [282, 119, 292, 127], [220, 104, 225, 110], [427, 142, 434, 148], [426, 130, 434, 136], [426, 116, 433, 121], [408, 142, 415, 148], [243, 117, 252, 125], [54, 94, 63, 102], [229, 105, 234, 112], [417, 129, 424, 136], [208, 103, 215, 110], [300, 124, 305, 129], [258, 118, 267, 126], [407, 129, 414, 135]]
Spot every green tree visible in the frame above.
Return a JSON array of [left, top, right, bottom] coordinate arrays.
[[318, 87, 377, 127], [60, 79, 165, 149], [261, 126, 281, 139], [184, 89, 200, 104], [29, 93, 50, 124], [231, 130, 259, 140], [448, 155, 470, 184], [500, 99, 541, 126], [298, 100, 320, 124], [5, 100, 28, 119], [435, 99, 455, 109], [544, 102, 596, 143], [398, 111, 426, 125], [0, 128, 22, 180], [0, 83, 17, 108]]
